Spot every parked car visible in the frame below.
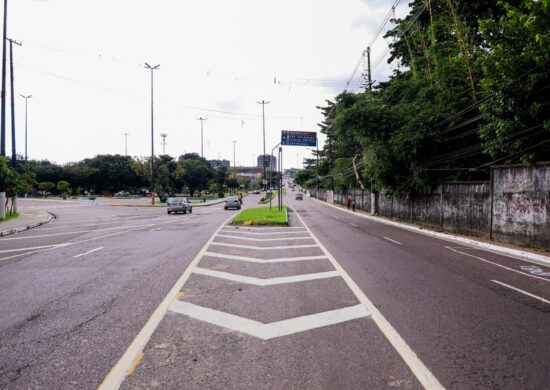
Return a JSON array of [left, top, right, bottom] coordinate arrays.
[[167, 197, 193, 214], [295, 193, 303, 200], [252, 190, 261, 194], [224, 196, 241, 210]]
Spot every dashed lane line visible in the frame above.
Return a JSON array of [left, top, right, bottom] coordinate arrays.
[[203, 252, 329, 263], [446, 246, 550, 283], [383, 237, 403, 245], [168, 300, 370, 341], [192, 267, 340, 286], [292, 199, 445, 390], [209, 242, 318, 250], [491, 280, 550, 304], [73, 247, 104, 258]]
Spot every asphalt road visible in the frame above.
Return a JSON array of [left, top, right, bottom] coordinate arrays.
[[0, 198, 245, 389], [1, 195, 549, 389]]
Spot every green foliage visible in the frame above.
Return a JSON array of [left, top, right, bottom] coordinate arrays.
[[232, 207, 288, 225]]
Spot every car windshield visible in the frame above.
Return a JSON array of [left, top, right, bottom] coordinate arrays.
[[227, 197, 238, 201], [168, 197, 182, 204]]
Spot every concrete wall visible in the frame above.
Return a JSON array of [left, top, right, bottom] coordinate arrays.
[[492, 164, 550, 249], [308, 163, 550, 250]]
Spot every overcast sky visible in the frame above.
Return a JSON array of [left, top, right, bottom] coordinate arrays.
[[5, 0, 409, 168]]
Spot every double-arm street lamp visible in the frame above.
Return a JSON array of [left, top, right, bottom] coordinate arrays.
[[144, 62, 159, 205]]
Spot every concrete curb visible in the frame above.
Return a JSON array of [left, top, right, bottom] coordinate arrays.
[[311, 197, 550, 267], [0, 211, 56, 237]]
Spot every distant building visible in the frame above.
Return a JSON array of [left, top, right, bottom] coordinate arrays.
[[257, 154, 277, 170], [209, 159, 230, 169]]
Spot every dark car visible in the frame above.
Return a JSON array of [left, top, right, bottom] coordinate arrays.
[[295, 193, 303, 200]]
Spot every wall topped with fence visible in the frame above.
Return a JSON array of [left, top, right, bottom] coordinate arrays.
[[308, 163, 550, 250]]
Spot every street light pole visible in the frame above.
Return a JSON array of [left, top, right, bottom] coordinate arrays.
[[121, 132, 130, 156], [160, 133, 167, 155], [144, 62, 159, 205], [7, 37, 20, 167], [257, 100, 270, 192], [19, 94, 31, 161], [0, 0, 7, 220], [197, 117, 207, 158]]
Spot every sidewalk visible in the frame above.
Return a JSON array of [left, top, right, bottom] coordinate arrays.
[[0, 208, 54, 237]]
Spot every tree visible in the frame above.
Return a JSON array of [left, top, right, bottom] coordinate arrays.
[[57, 180, 71, 198], [38, 181, 55, 197]]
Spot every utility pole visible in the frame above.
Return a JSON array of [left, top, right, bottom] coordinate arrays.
[[197, 117, 207, 158], [0, 0, 8, 220], [20, 94, 31, 160], [121, 132, 130, 156], [144, 62, 159, 205], [361, 47, 373, 92], [160, 133, 167, 155], [367, 47, 372, 92], [7, 37, 20, 167], [257, 100, 270, 191]]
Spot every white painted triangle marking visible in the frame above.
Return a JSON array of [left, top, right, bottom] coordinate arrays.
[[216, 234, 312, 241], [193, 267, 340, 286], [168, 300, 370, 340], [219, 230, 307, 235], [209, 242, 318, 250], [203, 252, 328, 263]]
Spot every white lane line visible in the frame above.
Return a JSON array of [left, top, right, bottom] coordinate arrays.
[[383, 237, 402, 245], [37, 218, 148, 231], [73, 247, 104, 258], [219, 230, 307, 235], [491, 280, 550, 304], [0, 243, 69, 253], [209, 242, 318, 250], [293, 202, 444, 390], [216, 234, 311, 241], [350, 223, 358, 227], [97, 215, 235, 390], [446, 247, 550, 283], [0, 223, 155, 240], [150, 228, 161, 232], [204, 252, 328, 263], [193, 268, 340, 286], [169, 301, 370, 340]]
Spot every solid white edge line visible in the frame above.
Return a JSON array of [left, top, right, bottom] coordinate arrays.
[[446, 247, 550, 283], [73, 246, 104, 258], [292, 199, 445, 390], [193, 267, 340, 286], [491, 280, 550, 304], [310, 197, 550, 267], [383, 237, 403, 245], [97, 216, 234, 390]]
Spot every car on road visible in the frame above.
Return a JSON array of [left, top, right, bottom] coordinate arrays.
[[224, 196, 241, 210], [167, 197, 193, 214], [252, 190, 261, 194], [295, 193, 303, 200]]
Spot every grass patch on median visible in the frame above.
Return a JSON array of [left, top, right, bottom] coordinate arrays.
[[0, 212, 19, 223], [232, 207, 288, 226]]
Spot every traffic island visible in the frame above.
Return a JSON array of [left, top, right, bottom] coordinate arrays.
[[232, 206, 288, 226]]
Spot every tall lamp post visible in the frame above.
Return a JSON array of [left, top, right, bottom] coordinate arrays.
[[121, 132, 130, 156], [0, 0, 8, 220], [231, 140, 237, 194], [19, 94, 31, 160], [257, 100, 270, 191], [144, 62, 159, 205]]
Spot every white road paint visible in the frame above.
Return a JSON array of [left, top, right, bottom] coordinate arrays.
[[519, 265, 550, 277], [383, 237, 403, 245], [97, 216, 235, 390], [168, 300, 370, 340], [219, 229, 307, 235], [150, 228, 161, 232], [1, 223, 155, 240], [446, 247, 550, 283], [193, 268, 340, 286], [0, 243, 69, 253], [350, 223, 358, 227], [215, 234, 311, 241], [73, 247, 104, 258], [491, 280, 550, 304], [209, 242, 318, 250], [291, 199, 445, 390], [204, 252, 329, 263]]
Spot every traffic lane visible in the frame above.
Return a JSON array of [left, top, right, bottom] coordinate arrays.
[[307, 198, 550, 302], [0, 204, 242, 389], [122, 313, 421, 390], [292, 198, 550, 389]]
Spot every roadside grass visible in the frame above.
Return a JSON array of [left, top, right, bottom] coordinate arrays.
[[0, 212, 19, 223], [232, 207, 288, 225], [258, 191, 277, 204]]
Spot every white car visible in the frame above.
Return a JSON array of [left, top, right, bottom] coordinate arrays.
[[167, 197, 193, 214]]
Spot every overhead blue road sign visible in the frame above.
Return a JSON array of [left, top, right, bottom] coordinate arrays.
[[281, 130, 317, 147]]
